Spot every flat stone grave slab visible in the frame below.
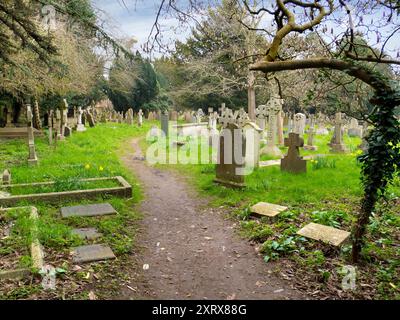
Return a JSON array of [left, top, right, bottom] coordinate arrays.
[[297, 222, 350, 247], [61, 203, 117, 218], [250, 202, 288, 220], [71, 244, 116, 263], [259, 160, 280, 167], [72, 228, 102, 240]]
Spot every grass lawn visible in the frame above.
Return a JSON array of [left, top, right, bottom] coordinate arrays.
[[143, 129, 400, 300], [0, 122, 152, 300]]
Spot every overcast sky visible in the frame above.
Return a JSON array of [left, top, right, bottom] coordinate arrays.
[[91, 0, 193, 55]]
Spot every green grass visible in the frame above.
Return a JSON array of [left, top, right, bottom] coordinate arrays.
[[0, 122, 152, 299], [143, 129, 400, 299]]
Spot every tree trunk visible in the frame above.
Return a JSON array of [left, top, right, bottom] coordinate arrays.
[[352, 187, 378, 262], [247, 71, 256, 121]]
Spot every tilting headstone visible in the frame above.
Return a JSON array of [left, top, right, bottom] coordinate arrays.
[[86, 111, 96, 127], [64, 126, 72, 137], [214, 123, 246, 188], [281, 133, 306, 173], [297, 222, 350, 247], [329, 112, 348, 153]]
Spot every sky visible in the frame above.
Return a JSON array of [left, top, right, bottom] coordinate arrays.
[[91, 0, 194, 56]]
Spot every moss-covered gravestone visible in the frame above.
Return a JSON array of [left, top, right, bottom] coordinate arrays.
[[214, 123, 246, 188]]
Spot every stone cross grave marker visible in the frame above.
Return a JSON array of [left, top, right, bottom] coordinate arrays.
[[260, 97, 283, 157], [304, 115, 318, 151], [329, 112, 348, 153], [281, 132, 306, 173], [76, 107, 86, 132], [218, 108, 237, 129], [293, 113, 306, 136]]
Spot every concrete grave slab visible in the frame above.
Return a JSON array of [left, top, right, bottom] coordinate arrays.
[[297, 222, 350, 247], [71, 244, 116, 263], [250, 202, 288, 220], [61, 203, 117, 218], [72, 228, 102, 240]]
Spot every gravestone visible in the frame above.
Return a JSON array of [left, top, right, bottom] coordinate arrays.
[[218, 108, 237, 128], [260, 96, 283, 157], [196, 109, 205, 124], [61, 203, 117, 218], [236, 108, 250, 128], [250, 202, 288, 221], [55, 109, 63, 140], [281, 133, 306, 173], [297, 222, 350, 247], [170, 110, 178, 121], [304, 115, 318, 151], [160, 112, 169, 137], [329, 112, 348, 153], [126, 108, 134, 125], [72, 228, 102, 240], [184, 111, 192, 123], [138, 109, 143, 127], [48, 110, 54, 144], [33, 100, 42, 130], [64, 126, 72, 137], [71, 244, 116, 263], [277, 110, 284, 145], [348, 118, 363, 137], [5, 107, 14, 128], [86, 111, 96, 127], [2, 169, 11, 185], [27, 105, 38, 166], [214, 123, 246, 188], [148, 111, 154, 121], [243, 122, 262, 169], [293, 113, 306, 136], [76, 107, 86, 132]]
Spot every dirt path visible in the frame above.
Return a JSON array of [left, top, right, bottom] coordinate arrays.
[[120, 138, 305, 300]]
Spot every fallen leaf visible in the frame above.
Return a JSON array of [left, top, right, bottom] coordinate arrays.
[[227, 293, 236, 300]]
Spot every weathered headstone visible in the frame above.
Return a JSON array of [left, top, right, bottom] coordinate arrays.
[[281, 133, 306, 173], [61, 203, 117, 218], [86, 111, 96, 127], [64, 126, 72, 137], [293, 113, 306, 136], [27, 105, 38, 165], [329, 112, 348, 153], [243, 122, 262, 169], [138, 109, 143, 127], [160, 112, 169, 137], [297, 222, 350, 247], [71, 244, 116, 263], [304, 115, 318, 151], [5, 107, 14, 128], [260, 96, 283, 157], [214, 123, 246, 188], [76, 107, 86, 132], [348, 118, 363, 137], [2, 169, 11, 185], [250, 202, 288, 221], [72, 228, 102, 240]]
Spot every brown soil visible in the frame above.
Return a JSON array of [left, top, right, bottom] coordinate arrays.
[[119, 138, 306, 300]]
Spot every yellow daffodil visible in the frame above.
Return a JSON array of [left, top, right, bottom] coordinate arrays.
[[99, 166, 104, 171], [85, 164, 90, 170]]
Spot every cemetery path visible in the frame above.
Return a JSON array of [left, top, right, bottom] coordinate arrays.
[[119, 138, 304, 300]]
